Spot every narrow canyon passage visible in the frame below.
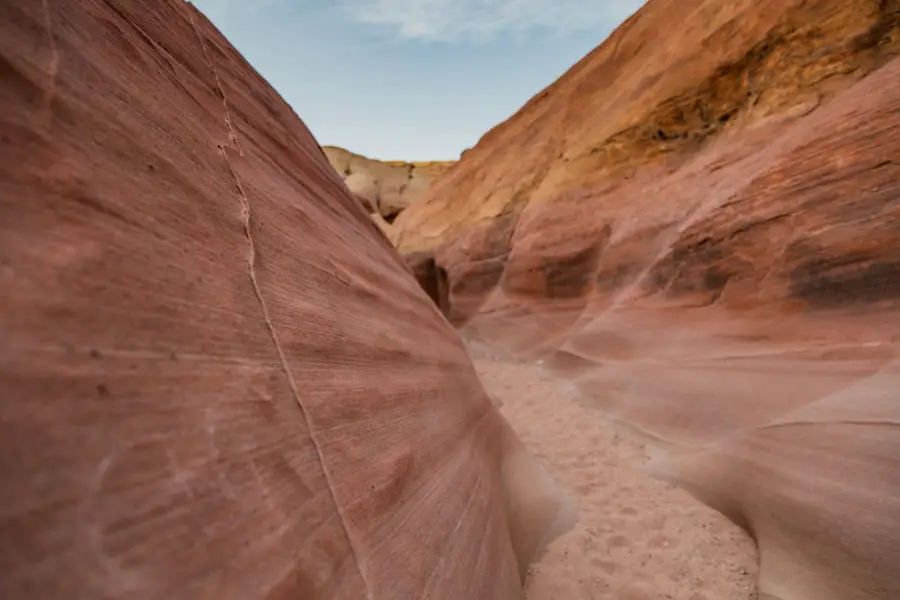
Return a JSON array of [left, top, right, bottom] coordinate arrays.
[[468, 344, 759, 600]]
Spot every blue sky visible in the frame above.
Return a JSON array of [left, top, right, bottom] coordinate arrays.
[[191, 0, 646, 161]]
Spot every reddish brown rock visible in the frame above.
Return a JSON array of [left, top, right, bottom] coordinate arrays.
[[393, 1, 900, 599], [500, 193, 612, 300], [435, 213, 520, 326], [394, 0, 900, 254], [0, 2, 575, 599]]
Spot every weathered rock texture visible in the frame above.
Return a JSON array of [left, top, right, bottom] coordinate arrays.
[[393, 1, 900, 599], [0, 2, 575, 599], [394, 0, 900, 254], [323, 146, 453, 226]]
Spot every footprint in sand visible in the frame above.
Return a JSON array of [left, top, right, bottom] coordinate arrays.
[[706, 519, 730, 537], [590, 557, 617, 575], [640, 513, 668, 531], [574, 482, 599, 495], [590, 437, 609, 449]]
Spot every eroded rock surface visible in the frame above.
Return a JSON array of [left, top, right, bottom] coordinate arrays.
[[323, 146, 453, 225], [393, 1, 900, 599], [0, 2, 574, 599], [394, 0, 900, 255]]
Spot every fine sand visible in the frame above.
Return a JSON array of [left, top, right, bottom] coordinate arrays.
[[468, 344, 759, 600]]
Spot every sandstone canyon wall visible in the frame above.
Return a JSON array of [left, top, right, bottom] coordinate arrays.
[[323, 145, 453, 230], [0, 1, 574, 599], [395, 1, 900, 599]]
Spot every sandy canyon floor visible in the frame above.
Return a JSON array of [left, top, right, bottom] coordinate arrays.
[[468, 344, 759, 600]]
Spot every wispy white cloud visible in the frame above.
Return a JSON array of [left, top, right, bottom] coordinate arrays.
[[340, 0, 646, 42]]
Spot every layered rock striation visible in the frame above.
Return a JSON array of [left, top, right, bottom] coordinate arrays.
[[0, 2, 573, 599], [395, 1, 900, 599]]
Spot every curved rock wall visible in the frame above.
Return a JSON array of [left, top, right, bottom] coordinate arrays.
[[0, 2, 574, 599], [394, 0, 900, 255], [395, 1, 900, 599]]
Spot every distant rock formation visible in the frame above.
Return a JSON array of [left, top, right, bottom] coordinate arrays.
[[322, 146, 453, 228]]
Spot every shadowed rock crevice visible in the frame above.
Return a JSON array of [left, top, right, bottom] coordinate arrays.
[[405, 251, 451, 318], [436, 213, 521, 325], [789, 253, 900, 307], [502, 224, 612, 300], [593, 223, 681, 294]]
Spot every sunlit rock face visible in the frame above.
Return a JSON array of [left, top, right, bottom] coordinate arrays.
[[393, 0, 900, 598], [0, 2, 575, 599], [323, 145, 453, 226]]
